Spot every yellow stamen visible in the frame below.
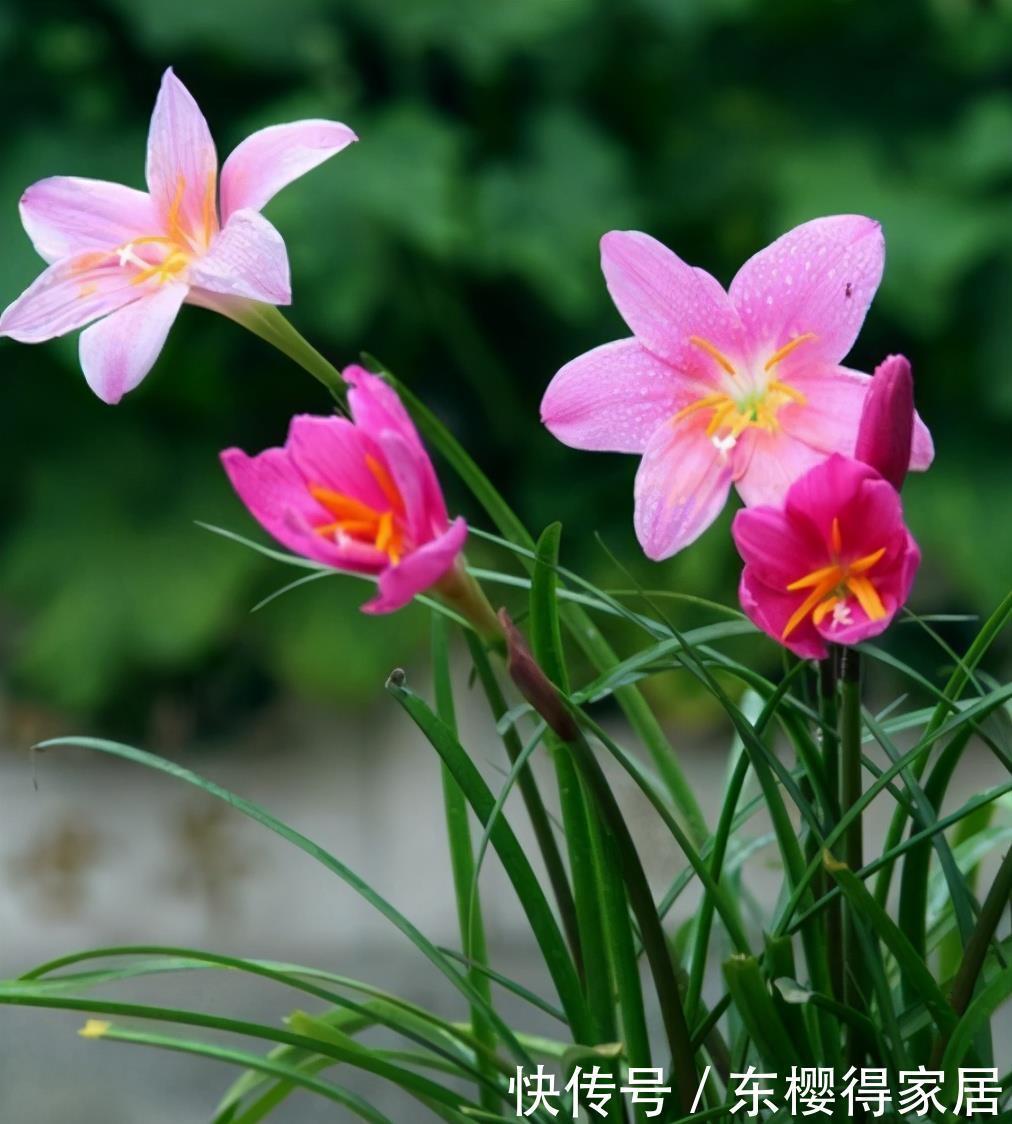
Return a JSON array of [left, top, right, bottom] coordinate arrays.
[[166, 173, 188, 246], [846, 575, 887, 621], [79, 1020, 111, 1039], [764, 333, 817, 372], [830, 516, 842, 556], [688, 335, 736, 376], [767, 378, 807, 405], [201, 171, 218, 247], [674, 394, 727, 424], [705, 399, 736, 437]]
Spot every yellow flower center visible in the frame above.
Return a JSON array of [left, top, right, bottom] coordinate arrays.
[[782, 517, 888, 640], [309, 455, 407, 565], [74, 171, 221, 296], [673, 333, 815, 447]]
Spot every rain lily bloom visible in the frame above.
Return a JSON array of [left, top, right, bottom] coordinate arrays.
[[731, 454, 920, 659], [0, 68, 356, 404], [855, 353, 917, 491], [221, 365, 473, 616], [541, 216, 933, 559]]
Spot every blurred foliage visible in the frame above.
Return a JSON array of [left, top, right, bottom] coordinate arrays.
[[0, 0, 1010, 731]]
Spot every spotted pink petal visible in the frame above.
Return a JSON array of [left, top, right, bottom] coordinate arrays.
[[187, 209, 291, 305], [79, 282, 186, 404], [600, 231, 746, 379], [0, 251, 147, 343], [541, 338, 704, 454], [633, 414, 734, 560], [728, 215, 885, 371], [734, 429, 826, 508], [362, 518, 468, 615], [19, 177, 160, 265], [220, 120, 358, 222], [145, 69, 218, 247]]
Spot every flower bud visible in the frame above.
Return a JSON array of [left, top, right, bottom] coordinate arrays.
[[499, 610, 578, 742], [855, 354, 914, 491]]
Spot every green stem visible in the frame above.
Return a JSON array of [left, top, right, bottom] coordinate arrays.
[[934, 845, 1012, 1064], [203, 297, 348, 402], [838, 646, 867, 1065], [569, 734, 697, 1115], [465, 633, 583, 973], [430, 615, 498, 1112], [819, 654, 844, 1004]]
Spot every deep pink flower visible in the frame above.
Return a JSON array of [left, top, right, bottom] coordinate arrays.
[[541, 217, 934, 559], [0, 69, 356, 404], [221, 365, 467, 614], [731, 454, 920, 659], [855, 353, 919, 491]]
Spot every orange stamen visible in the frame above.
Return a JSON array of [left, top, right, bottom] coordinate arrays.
[[782, 522, 888, 640], [783, 576, 840, 640], [365, 455, 405, 514], [688, 335, 737, 376], [764, 333, 817, 372], [846, 575, 887, 621]]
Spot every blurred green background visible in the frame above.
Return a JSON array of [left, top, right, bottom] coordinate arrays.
[[1, 0, 1010, 736]]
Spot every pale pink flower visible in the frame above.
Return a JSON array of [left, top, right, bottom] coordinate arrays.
[[221, 365, 468, 615], [541, 217, 934, 559], [0, 68, 356, 403], [731, 454, 921, 659]]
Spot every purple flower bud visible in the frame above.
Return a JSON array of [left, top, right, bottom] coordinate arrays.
[[855, 354, 914, 491], [499, 610, 578, 742]]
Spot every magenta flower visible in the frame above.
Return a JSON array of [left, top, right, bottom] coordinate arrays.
[[221, 365, 468, 615], [0, 69, 356, 404], [731, 454, 920, 659], [855, 353, 918, 491], [541, 217, 934, 559]]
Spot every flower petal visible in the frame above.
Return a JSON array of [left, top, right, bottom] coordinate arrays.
[[778, 366, 869, 457], [344, 365, 448, 525], [220, 120, 357, 222], [731, 503, 823, 590], [729, 215, 885, 369], [188, 209, 291, 305], [79, 282, 186, 404], [633, 415, 734, 560], [285, 414, 389, 511], [145, 68, 218, 247], [541, 338, 703, 454], [220, 444, 347, 568], [600, 231, 746, 378], [0, 251, 147, 343], [363, 517, 468, 615], [345, 365, 425, 453], [738, 567, 828, 660], [19, 177, 161, 265], [734, 430, 826, 508]]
